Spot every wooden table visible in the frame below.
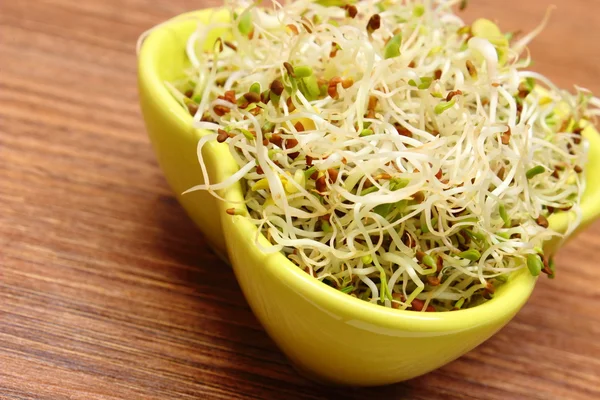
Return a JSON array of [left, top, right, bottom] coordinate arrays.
[[1, 1, 599, 398]]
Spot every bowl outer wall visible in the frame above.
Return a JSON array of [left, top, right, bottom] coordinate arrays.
[[138, 9, 600, 385]]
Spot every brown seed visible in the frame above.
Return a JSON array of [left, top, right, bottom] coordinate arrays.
[[200, 113, 214, 122], [213, 105, 231, 117], [481, 98, 490, 106], [535, 215, 549, 228], [187, 103, 199, 116], [283, 62, 295, 77], [391, 292, 404, 309], [306, 155, 314, 166], [285, 138, 300, 160], [435, 169, 443, 180], [401, 231, 414, 248], [497, 165, 506, 180], [315, 175, 327, 193], [217, 129, 229, 143], [244, 92, 261, 103], [395, 123, 413, 137], [368, 96, 378, 111], [446, 89, 462, 102], [256, 165, 264, 175], [286, 24, 299, 35], [574, 165, 583, 173], [301, 17, 313, 33], [410, 298, 434, 312], [466, 60, 477, 78], [270, 79, 284, 96], [214, 38, 224, 53], [408, 61, 416, 68], [412, 191, 425, 203], [366, 110, 376, 119], [310, 170, 319, 180], [247, 30, 254, 40], [541, 255, 552, 275], [286, 97, 296, 112], [551, 169, 559, 179], [459, 230, 471, 246], [327, 168, 339, 183], [491, 82, 500, 88], [303, 266, 315, 277], [436, 256, 444, 272], [547, 206, 555, 214], [184, 90, 193, 98], [367, 14, 381, 33], [319, 213, 331, 222], [341, 78, 354, 89], [427, 276, 441, 286], [434, 69, 442, 80], [225, 208, 236, 215], [220, 91, 233, 103], [363, 178, 373, 189], [501, 127, 511, 145], [224, 40, 237, 51], [330, 42, 339, 58], [328, 76, 342, 99], [518, 82, 530, 98], [343, 4, 358, 18], [294, 121, 305, 132], [269, 133, 283, 147], [416, 250, 425, 263]]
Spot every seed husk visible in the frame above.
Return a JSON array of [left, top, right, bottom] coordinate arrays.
[[535, 215, 549, 228], [244, 92, 261, 103], [427, 276, 441, 286], [315, 175, 327, 193], [286, 24, 299, 35], [327, 168, 339, 183], [501, 127, 511, 145], [466, 60, 477, 78], [367, 14, 381, 33], [187, 103, 198, 116], [343, 4, 358, 18], [446, 89, 462, 102], [217, 129, 229, 143], [270, 79, 284, 97], [283, 62, 295, 77]]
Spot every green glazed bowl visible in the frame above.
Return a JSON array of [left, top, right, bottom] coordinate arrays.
[[138, 9, 600, 386]]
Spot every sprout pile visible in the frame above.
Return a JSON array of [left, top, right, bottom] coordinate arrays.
[[167, 0, 598, 311]]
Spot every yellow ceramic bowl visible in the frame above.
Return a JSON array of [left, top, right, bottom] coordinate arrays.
[[138, 9, 600, 386]]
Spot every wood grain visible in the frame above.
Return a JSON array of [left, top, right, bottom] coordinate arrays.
[[1, 0, 599, 399]]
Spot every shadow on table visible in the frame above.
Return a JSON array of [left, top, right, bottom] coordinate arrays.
[[149, 193, 447, 400]]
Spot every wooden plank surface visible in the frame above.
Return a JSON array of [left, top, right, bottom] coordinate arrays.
[[1, 0, 599, 398]]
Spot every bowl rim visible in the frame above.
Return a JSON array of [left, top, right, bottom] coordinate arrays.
[[137, 7, 599, 332]]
